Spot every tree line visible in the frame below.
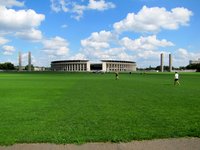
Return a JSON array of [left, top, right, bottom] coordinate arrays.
[[186, 63, 200, 72], [0, 62, 15, 70], [0, 62, 34, 71], [1, 62, 200, 72], [137, 63, 200, 72]]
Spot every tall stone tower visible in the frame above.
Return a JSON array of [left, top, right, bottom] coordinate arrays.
[[28, 51, 31, 71], [169, 54, 172, 72], [160, 53, 164, 72], [18, 51, 22, 71]]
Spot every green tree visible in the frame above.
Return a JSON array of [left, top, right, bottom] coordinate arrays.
[[186, 64, 200, 72], [25, 64, 34, 71], [0, 62, 15, 70], [155, 65, 170, 71]]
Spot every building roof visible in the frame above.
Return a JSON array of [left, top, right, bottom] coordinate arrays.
[[51, 60, 89, 63], [101, 60, 136, 63], [51, 60, 136, 64]]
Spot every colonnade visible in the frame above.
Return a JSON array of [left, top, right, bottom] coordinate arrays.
[[106, 63, 135, 72], [52, 63, 87, 71], [64, 64, 87, 71], [51, 60, 137, 72]]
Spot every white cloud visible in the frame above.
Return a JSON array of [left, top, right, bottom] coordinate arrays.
[[15, 29, 43, 41], [79, 30, 176, 64], [88, 0, 115, 11], [50, 0, 61, 12], [61, 24, 68, 28], [71, 3, 86, 20], [50, 0, 70, 13], [70, 53, 87, 60], [113, 6, 193, 33], [0, 6, 45, 42], [80, 46, 135, 61], [79, 30, 136, 61], [0, 6, 45, 32], [175, 48, 200, 60], [137, 50, 161, 59], [101, 47, 134, 61], [42, 36, 69, 56], [81, 30, 114, 50], [50, 0, 115, 20], [116, 51, 135, 61], [134, 50, 175, 68], [2, 45, 15, 55], [172, 7, 193, 26], [0, 37, 9, 45], [176, 48, 188, 58], [76, 5, 194, 68], [0, 0, 24, 8], [21, 53, 29, 64], [60, 0, 69, 12], [172, 48, 200, 67], [20, 52, 36, 66], [120, 35, 174, 51]]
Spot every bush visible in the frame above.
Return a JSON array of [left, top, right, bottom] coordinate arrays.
[[186, 63, 200, 72], [0, 62, 15, 70]]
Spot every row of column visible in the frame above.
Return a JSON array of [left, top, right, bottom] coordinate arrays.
[[64, 64, 87, 71], [53, 63, 87, 71], [106, 63, 134, 72]]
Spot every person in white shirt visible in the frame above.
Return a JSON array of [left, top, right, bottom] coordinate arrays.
[[174, 72, 180, 85]]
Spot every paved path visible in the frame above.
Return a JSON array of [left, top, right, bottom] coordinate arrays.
[[0, 138, 200, 150]]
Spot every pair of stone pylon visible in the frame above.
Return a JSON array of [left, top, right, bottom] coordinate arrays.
[[160, 53, 172, 72], [18, 51, 31, 71]]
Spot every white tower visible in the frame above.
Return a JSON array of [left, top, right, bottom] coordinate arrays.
[[169, 54, 172, 72], [28, 51, 31, 71], [19, 51, 22, 71], [160, 53, 164, 72]]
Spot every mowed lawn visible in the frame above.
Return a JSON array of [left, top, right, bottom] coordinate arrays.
[[0, 72, 200, 145]]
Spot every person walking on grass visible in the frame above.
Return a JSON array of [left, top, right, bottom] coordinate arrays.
[[174, 72, 180, 85], [115, 71, 119, 80]]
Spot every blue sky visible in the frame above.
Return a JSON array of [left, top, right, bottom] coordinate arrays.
[[0, 0, 200, 67]]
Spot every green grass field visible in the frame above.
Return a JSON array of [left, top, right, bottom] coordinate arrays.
[[0, 72, 200, 145]]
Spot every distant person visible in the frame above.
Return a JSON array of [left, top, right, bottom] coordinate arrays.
[[115, 71, 119, 80], [174, 72, 180, 85]]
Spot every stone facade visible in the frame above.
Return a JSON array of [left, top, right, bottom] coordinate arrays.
[[101, 60, 136, 72], [51, 60, 90, 71], [51, 60, 136, 72]]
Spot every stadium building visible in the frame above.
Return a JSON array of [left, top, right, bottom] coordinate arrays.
[[189, 58, 200, 65], [51, 60, 90, 71], [51, 60, 136, 72]]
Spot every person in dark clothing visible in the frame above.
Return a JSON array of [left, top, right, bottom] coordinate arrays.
[[115, 72, 119, 80]]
